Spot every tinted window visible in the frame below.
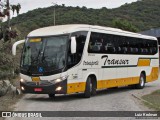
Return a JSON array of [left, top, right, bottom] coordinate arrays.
[[88, 32, 158, 55]]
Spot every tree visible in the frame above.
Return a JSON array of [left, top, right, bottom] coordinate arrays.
[[62, 4, 65, 7], [112, 18, 139, 32], [15, 3, 21, 15], [0, 0, 21, 42], [0, 0, 21, 82], [11, 3, 21, 15], [11, 5, 16, 15]]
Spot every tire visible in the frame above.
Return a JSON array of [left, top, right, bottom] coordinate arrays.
[[84, 77, 96, 98], [135, 73, 145, 89], [91, 80, 97, 96], [84, 77, 91, 98], [48, 94, 55, 98]]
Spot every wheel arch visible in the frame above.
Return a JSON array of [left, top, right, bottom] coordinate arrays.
[[140, 70, 146, 82], [85, 73, 97, 89]]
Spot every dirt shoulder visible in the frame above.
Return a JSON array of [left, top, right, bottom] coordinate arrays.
[[0, 77, 23, 111], [0, 93, 23, 111]]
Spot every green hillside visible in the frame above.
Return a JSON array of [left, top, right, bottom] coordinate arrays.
[[10, 0, 160, 39]]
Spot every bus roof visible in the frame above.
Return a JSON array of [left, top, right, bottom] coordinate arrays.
[[28, 24, 157, 40]]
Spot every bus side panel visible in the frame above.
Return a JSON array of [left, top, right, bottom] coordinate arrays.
[[146, 58, 159, 82], [128, 56, 150, 85], [67, 65, 88, 94]]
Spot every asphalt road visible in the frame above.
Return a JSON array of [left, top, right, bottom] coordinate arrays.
[[7, 78, 160, 120]]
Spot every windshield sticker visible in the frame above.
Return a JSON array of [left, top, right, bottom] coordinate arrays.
[[101, 55, 129, 65], [38, 67, 44, 73], [30, 38, 41, 42]]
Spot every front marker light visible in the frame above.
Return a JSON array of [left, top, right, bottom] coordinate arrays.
[[61, 76, 68, 80], [20, 79, 24, 82]]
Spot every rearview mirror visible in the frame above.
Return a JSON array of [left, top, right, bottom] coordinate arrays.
[[71, 37, 77, 54]]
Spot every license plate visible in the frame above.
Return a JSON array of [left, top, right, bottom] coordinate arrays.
[[34, 88, 42, 92], [32, 77, 40, 82]]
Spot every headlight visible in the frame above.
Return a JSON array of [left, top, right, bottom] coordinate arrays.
[[20, 78, 25, 82], [50, 76, 68, 83], [55, 79, 61, 83]]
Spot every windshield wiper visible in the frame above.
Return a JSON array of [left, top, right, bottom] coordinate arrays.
[[31, 50, 41, 65], [26, 50, 42, 74]]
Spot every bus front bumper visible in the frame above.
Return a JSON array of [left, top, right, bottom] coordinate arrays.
[[20, 79, 67, 94]]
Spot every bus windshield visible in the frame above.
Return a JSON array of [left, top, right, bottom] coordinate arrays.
[[21, 35, 68, 73]]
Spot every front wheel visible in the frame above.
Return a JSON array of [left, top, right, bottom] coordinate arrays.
[[84, 77, 96, 98], [135, 73, 145, 89], [84, 77, 91, 98]]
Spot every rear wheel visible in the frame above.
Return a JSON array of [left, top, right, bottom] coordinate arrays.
[[135, 73, 145, 89], [48, 94, 55, 98]]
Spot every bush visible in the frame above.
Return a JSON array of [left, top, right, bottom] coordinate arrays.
[[0, 41, 15, 80]]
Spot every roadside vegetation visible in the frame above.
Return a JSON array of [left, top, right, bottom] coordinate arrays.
[[142, 90, 160, 110], [0, 0, 22, 104]]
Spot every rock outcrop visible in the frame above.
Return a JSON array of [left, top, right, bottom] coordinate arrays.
[[0, 80, 20, 97]]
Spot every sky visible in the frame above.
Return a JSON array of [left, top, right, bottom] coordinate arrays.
[[10, 0, 138, 15]]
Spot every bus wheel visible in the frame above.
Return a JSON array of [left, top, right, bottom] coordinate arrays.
[[84, 77, 92, 98], [135, 73, 145, 89], [91, 78, 97, 96], [48, 94, 55, 98]]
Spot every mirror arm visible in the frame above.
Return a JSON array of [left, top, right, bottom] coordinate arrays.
[[12, 40, 25, 56]]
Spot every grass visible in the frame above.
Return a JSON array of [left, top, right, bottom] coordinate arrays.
[[142, 90, 160, 110]]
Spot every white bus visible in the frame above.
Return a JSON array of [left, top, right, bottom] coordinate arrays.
[[12, 24, 159, 98]]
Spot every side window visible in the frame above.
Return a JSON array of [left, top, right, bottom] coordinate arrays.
[[150, 40, 158, 55], [88, 32, 104, 53], [88, 32, 158, 55], [136, 39, 158, 55], [134, 38, 141, 54], [67, 31, 88, 69], [114, 35, 123, 54], [103, 34, 116, 54], [88, 32, 117, 54], [127, 37, 140, 54], [140, 39, 146, 54], [119, 36, 128, 54]]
